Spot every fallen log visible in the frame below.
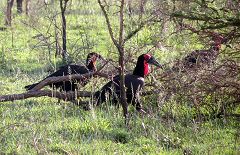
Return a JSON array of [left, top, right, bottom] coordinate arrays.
[[0, 88, 160, 103], [0, 67, 110, 103], [0, 90, 92, 102], [29, 62, 110, 91]]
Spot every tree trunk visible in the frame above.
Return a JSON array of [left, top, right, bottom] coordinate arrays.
[[17, 0, 23, 14], [25, 0, 30, 16], [118, 0, 128, 120], [5, 0, 14, 26], [60, 0, 69, 62], [0, 90, 92, 103], [127, 0, 132, 15], [118, 46, 128, 119], [54, 15, 61, 57], [139, 0, 147, 21], [140, 0, 146, 14], [98, 0, 128, 120]]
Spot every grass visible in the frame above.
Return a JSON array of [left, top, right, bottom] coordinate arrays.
[[0, 0, 239, 154], [0, 100, 238, 154]]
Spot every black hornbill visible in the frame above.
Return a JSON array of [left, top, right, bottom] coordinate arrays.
[[94, 54, 162, 112], [25, 52, 104, 91], [181, 34, 226, 69]]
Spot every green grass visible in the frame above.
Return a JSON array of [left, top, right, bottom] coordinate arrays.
[[0, 0, 239, 154], [0, 100, 238, 154]]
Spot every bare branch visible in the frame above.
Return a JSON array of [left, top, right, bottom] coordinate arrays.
[[0, 62, 114, 103], [119, 0, 124, 46], [0, 90, 91, 103], [28, 62, 110, 91], [172, 11, 240, 29], [98, 0, 119, 47], [180, 23, 237, 44], [60, 0, 69, 61], [124, 24, 145, 43]]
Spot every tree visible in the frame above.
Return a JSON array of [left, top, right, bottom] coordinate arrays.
[[150, 0, 240, 118], [98, 0, 128, 119], [167, 0, 240, 32], [98, 0, 161, 120], [5, 0, 14, 26], [25, 0, 30, 16], [16, 0, 23, 13], [60, 0, 69, 62], [5, 0, 30, 26]]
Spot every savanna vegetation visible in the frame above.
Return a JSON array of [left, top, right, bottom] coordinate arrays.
[[0, 0, 239, 154]]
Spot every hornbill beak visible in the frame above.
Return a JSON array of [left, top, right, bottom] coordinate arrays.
[[147, 57, 163, 69], [98, 54, 107, 63]]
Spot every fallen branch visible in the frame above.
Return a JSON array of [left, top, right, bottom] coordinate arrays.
[[0, 62, 112, 103], [0, 61, 115, 103], [0, 90, 92, 102], [0, 87, 162, 103], [29, 72, 94, 91], [29, 62, 110, 91]]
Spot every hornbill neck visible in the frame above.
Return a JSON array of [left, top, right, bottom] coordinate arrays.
[[209, 43, 221, 59], [86, 52, 100, 72], [211, 35, 224, 53], [211, 44, 221, 51], [133, 56, 148, 78], [86, 61, 96, 72]]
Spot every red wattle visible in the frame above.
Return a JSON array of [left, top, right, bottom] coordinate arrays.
[[144, 61, 149, 76], [213, 44, 221, 51]]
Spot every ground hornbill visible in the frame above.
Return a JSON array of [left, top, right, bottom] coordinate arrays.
[[181, 34, 225, 69], [94, 54, 162, 112], [25, 52, 104, 91], [172, 28, 236, 72]]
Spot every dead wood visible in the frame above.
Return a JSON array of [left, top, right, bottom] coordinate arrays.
[[29, 62, 110, 91], [0, 62, 112, 103], [0, 90, 91, 103]]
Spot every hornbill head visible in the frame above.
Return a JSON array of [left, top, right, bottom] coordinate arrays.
[[211, 34, 224, 51], [134, 54, 162, 77], [145, 54, 162, 68], [86, 52, 105, 71]]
